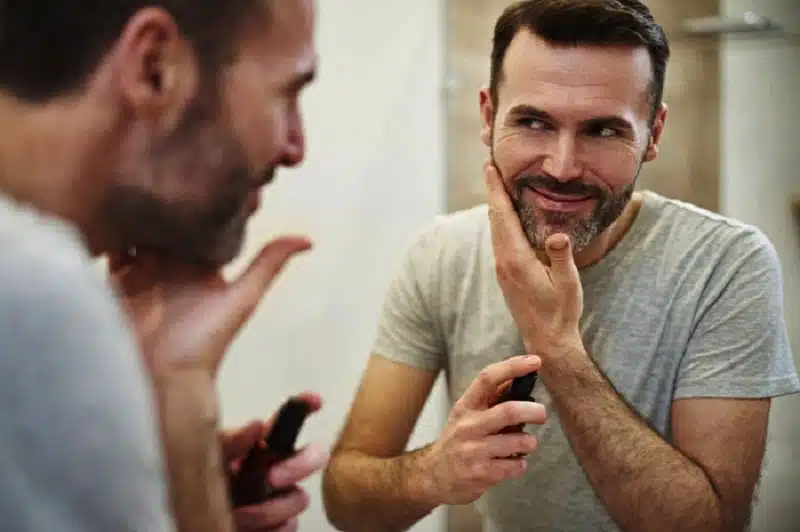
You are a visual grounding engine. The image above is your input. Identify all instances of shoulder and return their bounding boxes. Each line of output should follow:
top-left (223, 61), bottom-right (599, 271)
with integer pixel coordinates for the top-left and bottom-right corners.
top-left (641, 192), bottom-right (782, 317)
top-left (0, 195), bottom-right (153, 427)
top-left (0, 194), bottom-right (152, 414)
top-left (0, 194), bottom-right (96, 292)
top-left (0, 197), bottom-right (154, 408)
top-left (0, 195), bottom-right (122, 329)
top-left (646, 192), bottom-right (772, 249)
top-left (403, 204), bottom-right (491, 269)
top-left (643, 192), bottom-right (778, 273)
top-left (0, 197), bottom-right (174, 531)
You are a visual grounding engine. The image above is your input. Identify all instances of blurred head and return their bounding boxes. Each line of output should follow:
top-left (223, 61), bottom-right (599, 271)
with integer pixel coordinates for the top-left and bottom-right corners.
top-left (480, 0), bottom-right (670, 251)
top-left (0, 0), bottom-right (317, 266)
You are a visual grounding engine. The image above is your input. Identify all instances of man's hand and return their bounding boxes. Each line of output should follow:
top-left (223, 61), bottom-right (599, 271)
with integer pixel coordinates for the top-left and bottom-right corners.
top-left (484, 160), bottom-right (584, 358)
top-left (223, 392), bottom-right (330, 532)
top-left (107, 236), bottom-right (312, 532)
top-left (421, 355), bottom-right (546, 506)
top-left (109, 236), bottom-right (311, 379)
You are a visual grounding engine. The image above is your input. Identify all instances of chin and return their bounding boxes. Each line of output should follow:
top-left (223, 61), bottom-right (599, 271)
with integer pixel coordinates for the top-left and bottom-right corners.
top-left (527, 218), bottom-right (597, 252)
top-left (203, 225), bottom-right (249, 267)
top-left (176, 212), bottom-right (250, 268)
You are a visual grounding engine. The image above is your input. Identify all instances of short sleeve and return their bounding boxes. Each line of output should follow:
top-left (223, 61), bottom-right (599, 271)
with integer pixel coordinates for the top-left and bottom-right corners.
top-left (0, 253), bottom-right (176, 532)
top-left (674, 229), bottom-right (800, 399)
top-left (371, 227), bottom-right (446, 372)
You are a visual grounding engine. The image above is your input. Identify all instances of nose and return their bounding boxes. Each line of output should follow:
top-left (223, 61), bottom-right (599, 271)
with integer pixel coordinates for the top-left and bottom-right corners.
top-left (541, 132), bottom-right (583, 181)
top-left (281, 108), bottom-right (306, 168)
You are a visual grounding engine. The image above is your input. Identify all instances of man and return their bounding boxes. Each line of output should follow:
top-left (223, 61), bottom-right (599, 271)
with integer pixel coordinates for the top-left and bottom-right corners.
top-left (322, 1), bottom-right (800, 531)
top-left (0, 1), bottom-right (325, 531)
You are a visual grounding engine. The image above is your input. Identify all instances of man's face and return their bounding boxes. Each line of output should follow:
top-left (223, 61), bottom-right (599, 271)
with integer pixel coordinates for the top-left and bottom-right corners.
top-left (480, 31), bottom-right (666, 251)
top-left (105, 0), bottom-right (317, 266)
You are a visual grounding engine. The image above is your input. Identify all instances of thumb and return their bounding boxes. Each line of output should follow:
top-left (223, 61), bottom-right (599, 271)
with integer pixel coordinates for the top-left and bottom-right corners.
top-left (545, 233), bottom-right (579, 289)
top-left (227, 235), bottom-right (312, 329)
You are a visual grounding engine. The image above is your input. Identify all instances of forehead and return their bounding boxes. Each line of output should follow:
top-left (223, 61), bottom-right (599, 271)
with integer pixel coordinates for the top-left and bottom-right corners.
top-left (499, 30), bottom-right (652, 119)
top-left (237, 0), bottom-right (317, 76)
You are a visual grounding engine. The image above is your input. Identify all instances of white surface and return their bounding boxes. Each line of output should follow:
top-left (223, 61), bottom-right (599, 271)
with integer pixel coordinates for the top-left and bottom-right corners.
top-left (218, 1), bottom-right (447, 530)
top-left (720, 0), bottom-right (800, 529)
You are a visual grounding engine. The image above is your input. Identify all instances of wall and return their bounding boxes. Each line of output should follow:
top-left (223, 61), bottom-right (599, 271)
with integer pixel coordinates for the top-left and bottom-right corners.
top-left (218, 1), bottom-right (447, 530)
top-left (720, 0), bottom-right (800, 529)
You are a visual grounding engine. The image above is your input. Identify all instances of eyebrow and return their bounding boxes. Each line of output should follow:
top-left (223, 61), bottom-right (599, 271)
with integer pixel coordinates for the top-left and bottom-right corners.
top-left (507, 104), bottom-right (635, 132)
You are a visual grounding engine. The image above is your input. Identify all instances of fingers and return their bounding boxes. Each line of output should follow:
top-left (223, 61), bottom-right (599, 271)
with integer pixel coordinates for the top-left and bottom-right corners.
top-left (457, 400), bottom-right (546, 439)
top-left (272, 518), bottom-right (299, 532)
top-left (486, 456), bottom-right (528, 483)
top-left (290, 391), bottom-right (323, 414)
top-left (228, 236), bottom-right (312, 328)
top-left (481, 431), bottom-right (540, 459)
top-left (221, 420), bottom-right (269, 464)
top-left (490, 380), bottom-right (513, 407)
top-left (463, 454), bottom-right (528, 485)
top-left (482, 401), bottom-right (547, 436)
top-left (232, 488), bottom-right (308, 531)
top-left (268, 443), bottom-right (330, 488)
top-left (458, 355), bottom-right (541, 410)
top-left (544, 234), bottom-right (580, 298)
top-left (262, 391), bottom-right (323, 437)
top-left (484, 159), bottom-right (530, 257)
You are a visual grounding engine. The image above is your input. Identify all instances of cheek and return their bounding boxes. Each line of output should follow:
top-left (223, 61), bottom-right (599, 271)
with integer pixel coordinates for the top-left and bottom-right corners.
top-left (493, 130), bottom-right (643, 191)
top-left (228, 101), bottom-right (277, 172)
top-left (584, 144), bottom-right (643, 190)
top-left (492, 132), bottom-right (534, 180)
top-left (223, 76), bottom-right (286, 173)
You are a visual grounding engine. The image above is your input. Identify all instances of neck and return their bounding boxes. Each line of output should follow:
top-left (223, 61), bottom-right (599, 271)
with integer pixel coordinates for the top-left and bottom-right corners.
top-left (534, 191), bottom-right (644, 269)
top-left (0, 92), bottom-right (114, 255)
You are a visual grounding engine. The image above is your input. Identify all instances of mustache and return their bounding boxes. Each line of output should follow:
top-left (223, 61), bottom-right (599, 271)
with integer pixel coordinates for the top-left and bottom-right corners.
top-left (514, 174), bottom-right (604, 197)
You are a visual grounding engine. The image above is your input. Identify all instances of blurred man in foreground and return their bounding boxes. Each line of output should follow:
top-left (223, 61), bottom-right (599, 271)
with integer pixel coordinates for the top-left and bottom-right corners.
top-left (0, 1), bottom-right (325, 531)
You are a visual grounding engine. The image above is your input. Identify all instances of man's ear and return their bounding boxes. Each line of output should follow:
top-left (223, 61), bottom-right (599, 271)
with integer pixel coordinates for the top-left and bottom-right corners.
top-left (113, 7), bottom-right (200, 131)
top-left (644, 102), bottom-right (668, 162)
top-left (479, 87), bottom-right (495, 148)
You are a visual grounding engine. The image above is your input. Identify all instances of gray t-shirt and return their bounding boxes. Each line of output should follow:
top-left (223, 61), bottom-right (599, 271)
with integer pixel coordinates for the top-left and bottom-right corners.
top-left (372, 191), bottom-right (800, 532)
top-left (0, 194), bottom-right (175, 531)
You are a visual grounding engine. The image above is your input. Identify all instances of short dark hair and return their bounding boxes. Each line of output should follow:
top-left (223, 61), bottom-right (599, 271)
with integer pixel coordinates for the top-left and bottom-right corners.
top-left (490, 0), bottom-right (670, 122)
top-left (0, 0), bottom-right (264, 103)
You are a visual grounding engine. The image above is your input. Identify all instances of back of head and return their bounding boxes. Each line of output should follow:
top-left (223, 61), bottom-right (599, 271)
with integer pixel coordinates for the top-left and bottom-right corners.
top-left (490, 0), bottom-right (670, 121)
top-left (0, 0), bottom-right (318, 267)
top-left (0, 0), bottom-right (260, 102)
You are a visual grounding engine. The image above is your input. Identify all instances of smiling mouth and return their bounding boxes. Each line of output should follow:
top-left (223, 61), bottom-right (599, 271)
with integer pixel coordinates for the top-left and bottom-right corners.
top-left (531, 187), bottom-right (595, 202)
top-left (525, 187), bottom-right (597, 213)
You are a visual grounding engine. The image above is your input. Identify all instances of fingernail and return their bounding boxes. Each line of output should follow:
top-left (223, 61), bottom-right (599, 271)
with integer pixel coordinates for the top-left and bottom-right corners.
top-left (525, 355), bottom-right (540, 364)
top-left (548, 237), bottom-right (568, 251)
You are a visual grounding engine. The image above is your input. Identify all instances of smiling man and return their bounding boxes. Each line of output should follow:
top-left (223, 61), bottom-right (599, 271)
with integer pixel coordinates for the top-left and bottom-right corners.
top-left (322, 1), bottom-right (800, 531)
top-left (0, 1), bottom-right (324, 532)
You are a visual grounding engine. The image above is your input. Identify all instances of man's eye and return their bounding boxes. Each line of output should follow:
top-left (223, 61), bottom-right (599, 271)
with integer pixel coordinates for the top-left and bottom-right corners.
top-left (519, 118), bottom-right (548, 130)
top-left (587, 126), bottom-right (619, 138)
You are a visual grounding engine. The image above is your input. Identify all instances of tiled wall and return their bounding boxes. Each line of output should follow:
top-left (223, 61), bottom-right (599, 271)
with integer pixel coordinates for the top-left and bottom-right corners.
top-left (443, 1), bottom-right (720, 530)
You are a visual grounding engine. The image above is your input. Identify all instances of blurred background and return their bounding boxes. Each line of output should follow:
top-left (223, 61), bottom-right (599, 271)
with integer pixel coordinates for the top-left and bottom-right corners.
top-left (218, 0), bottom-right (799, 530)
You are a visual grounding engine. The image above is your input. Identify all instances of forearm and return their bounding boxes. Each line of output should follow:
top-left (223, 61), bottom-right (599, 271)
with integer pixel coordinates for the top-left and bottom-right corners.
top-left (154, 370), bottom-right (234, 532)
top-left (322, 446), bottom-right (438, 532)
top-left (542, 348), bottom-right (724, 532)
